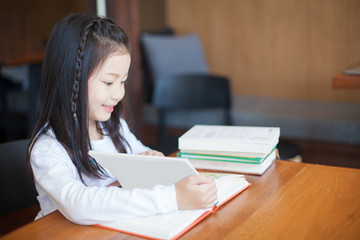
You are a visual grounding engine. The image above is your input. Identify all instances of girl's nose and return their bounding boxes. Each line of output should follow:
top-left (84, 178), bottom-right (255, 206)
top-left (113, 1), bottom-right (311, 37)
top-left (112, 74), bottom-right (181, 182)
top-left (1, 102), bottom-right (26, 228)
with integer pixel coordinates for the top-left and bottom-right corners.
top-left (112, 85), bottom-right (125, 101)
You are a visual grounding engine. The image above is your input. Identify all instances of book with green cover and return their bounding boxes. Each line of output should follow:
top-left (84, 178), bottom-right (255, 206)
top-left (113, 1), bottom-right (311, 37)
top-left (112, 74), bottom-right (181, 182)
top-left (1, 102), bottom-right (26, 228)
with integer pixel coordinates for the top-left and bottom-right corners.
top-left (186, 149), bottom-right (277, 175)
top-left (178, 149), bottom-right (270, 159)
top-left (178, 125), bottom-right (280, 155)
top-left (177, 147), bottom-right (277, 164)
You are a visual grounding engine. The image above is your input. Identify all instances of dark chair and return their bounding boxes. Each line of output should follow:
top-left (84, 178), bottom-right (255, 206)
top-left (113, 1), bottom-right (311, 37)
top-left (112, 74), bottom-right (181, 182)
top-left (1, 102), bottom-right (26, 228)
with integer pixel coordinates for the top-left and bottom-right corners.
top-left (0, 139), bottom-right (39, 235)
top-left (277, 140), bottom-right (302, 162)
top-left (0, 74), bottom-right (27, 141)
top-left (152, 74), bottom-right (232, 154)
top-left (0, 63), bottom-right (42, 141)
top-left (141, 30), bottom-right (233, 154)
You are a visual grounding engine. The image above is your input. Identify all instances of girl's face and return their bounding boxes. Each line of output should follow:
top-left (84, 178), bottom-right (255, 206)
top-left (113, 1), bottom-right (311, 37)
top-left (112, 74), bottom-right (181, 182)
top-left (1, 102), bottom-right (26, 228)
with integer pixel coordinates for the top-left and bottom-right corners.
top-left (88, 52), bottom-right (131, 130)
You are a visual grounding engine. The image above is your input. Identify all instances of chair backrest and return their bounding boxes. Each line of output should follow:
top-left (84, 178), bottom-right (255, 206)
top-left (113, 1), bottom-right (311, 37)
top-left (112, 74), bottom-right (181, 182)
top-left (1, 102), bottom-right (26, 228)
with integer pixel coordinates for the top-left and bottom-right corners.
top-left (142, 31), bottom-right (232, 144)
top-left (153, 74), bottom-right (231, 110)
top-left (141, 33), bottom-right (209, 82)
top-left (152, 74), bottom-right (232, 140)
top-left (0, 139), bottom-right (38, 216)
top-left (140, 27), bottom-right (175, 103)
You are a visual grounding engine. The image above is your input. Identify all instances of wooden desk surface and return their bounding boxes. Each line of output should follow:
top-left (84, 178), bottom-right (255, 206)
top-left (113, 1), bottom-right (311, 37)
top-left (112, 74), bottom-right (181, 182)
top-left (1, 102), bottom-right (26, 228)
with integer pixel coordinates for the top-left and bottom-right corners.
top-left (1, 160), bottom-right (360, 240)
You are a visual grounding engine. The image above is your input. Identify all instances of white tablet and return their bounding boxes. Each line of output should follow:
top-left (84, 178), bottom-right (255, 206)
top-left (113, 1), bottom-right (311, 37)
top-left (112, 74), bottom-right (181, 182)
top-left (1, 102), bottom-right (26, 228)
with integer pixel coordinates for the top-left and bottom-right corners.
top-left (88, 151), bottom-right (198, 189)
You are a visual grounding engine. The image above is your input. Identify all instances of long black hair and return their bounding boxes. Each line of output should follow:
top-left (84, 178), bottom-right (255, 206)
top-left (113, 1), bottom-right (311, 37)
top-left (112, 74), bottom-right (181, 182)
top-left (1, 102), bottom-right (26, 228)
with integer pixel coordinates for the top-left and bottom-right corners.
top-left (26, 13), bottom-right (131, 182)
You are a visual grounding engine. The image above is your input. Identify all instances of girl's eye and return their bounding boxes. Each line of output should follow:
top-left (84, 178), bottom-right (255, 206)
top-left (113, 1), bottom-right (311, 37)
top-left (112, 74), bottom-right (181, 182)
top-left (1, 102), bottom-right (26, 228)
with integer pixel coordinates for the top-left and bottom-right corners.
top-left (104, 81), bottom-right (113, 86)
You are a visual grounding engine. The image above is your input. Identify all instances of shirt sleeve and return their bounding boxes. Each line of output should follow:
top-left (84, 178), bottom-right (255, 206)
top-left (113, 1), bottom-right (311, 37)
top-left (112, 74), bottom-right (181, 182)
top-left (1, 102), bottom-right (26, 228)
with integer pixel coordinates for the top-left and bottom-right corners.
top-left (31, 134), bottom-right (178, 225)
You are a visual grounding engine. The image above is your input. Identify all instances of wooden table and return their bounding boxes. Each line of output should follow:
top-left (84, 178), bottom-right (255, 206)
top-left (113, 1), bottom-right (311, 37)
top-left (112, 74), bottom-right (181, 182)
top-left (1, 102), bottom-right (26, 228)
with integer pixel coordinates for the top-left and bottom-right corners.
top-left (1, 160), bottom-right (360, 240)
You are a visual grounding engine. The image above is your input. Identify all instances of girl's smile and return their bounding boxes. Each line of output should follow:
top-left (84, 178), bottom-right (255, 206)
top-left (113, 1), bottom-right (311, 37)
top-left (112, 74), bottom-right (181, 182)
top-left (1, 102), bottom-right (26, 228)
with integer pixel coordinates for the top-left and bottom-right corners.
top-left (102, 104), bottom-right (115, 113)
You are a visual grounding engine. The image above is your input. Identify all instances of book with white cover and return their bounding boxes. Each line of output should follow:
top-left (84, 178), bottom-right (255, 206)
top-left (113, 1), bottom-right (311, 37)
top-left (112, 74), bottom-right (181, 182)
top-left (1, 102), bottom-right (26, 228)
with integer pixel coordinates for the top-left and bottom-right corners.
top-left (344, 65), bottom-right (360, 76)
top-left (178, 125), bottom-right (280, 155)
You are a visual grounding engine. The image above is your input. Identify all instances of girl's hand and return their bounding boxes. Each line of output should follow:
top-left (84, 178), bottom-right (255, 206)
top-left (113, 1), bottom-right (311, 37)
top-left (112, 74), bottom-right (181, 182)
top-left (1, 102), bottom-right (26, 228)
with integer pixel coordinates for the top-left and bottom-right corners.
top-left (175, 175), bottom-right (218, 210)
top-left (139, 150), bottom-right (164, 157)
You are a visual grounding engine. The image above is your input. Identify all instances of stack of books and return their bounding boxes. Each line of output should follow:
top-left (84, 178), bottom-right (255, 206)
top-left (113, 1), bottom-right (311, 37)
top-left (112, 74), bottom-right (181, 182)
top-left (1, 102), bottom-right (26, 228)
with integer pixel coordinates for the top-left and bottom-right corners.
top-left (178, 125), bottom-right (280, 175)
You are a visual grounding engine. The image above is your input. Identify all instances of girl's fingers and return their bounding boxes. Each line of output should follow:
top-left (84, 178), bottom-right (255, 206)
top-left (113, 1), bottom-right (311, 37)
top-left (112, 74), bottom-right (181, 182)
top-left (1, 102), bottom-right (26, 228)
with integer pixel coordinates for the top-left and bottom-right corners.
top-left (139, 150), bottom-right (164, 156)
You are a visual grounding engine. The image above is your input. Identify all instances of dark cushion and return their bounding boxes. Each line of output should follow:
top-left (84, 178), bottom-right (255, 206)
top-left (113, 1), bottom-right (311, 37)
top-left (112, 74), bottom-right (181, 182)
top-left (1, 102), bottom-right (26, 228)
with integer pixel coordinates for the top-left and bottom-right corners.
top-left (141, 33), bottom-right (209, 81)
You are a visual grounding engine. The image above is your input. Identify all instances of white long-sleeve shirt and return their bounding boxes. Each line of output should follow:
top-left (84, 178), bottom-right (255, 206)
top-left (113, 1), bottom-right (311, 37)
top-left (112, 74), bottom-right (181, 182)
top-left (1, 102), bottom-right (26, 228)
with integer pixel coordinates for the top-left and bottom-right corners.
top-left (30, 119), bottom-right (178, 225)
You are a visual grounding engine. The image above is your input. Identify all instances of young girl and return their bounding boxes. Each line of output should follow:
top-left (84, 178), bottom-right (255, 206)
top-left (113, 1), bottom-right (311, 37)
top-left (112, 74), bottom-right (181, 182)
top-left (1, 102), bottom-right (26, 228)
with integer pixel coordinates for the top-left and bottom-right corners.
top-left (26, 13), bottom-right (217, 225)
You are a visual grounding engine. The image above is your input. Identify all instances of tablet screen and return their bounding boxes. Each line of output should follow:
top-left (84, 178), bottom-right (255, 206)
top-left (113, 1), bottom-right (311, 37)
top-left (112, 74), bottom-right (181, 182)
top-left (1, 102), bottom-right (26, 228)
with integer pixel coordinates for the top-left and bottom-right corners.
top-left (89, 151), bottom-right (198, 189)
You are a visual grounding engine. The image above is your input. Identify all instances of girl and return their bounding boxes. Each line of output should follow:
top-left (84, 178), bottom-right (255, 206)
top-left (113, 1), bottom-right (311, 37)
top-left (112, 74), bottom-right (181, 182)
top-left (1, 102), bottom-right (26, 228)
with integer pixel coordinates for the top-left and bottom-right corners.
top-left (26, 13), bottom-right (217, 225)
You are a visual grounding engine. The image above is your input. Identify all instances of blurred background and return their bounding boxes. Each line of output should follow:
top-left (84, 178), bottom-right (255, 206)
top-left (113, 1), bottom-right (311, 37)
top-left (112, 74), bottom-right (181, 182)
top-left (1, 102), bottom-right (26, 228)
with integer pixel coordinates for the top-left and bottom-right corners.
top-left (1, 0), bottom-right (360, 168)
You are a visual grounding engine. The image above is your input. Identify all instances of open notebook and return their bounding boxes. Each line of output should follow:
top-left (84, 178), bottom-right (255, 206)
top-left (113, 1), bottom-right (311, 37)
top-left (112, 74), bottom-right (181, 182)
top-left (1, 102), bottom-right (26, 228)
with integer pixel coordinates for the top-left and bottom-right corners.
top-left (89, 150), bottom-right (250, 240)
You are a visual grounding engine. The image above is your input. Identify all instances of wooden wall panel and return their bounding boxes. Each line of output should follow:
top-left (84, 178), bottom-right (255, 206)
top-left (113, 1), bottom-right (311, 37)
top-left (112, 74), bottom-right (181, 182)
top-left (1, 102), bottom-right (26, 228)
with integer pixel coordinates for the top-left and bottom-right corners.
top-left (165, 0), bottom-right (360, 102)
top-left (1, 0), bottom-right (143, 135)
top-left (138, 0), bottom-right (166, 32)
top-left (0, 0), bottom-right (86, 64)
top-left (107, 0), bottom-right (143, 136)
